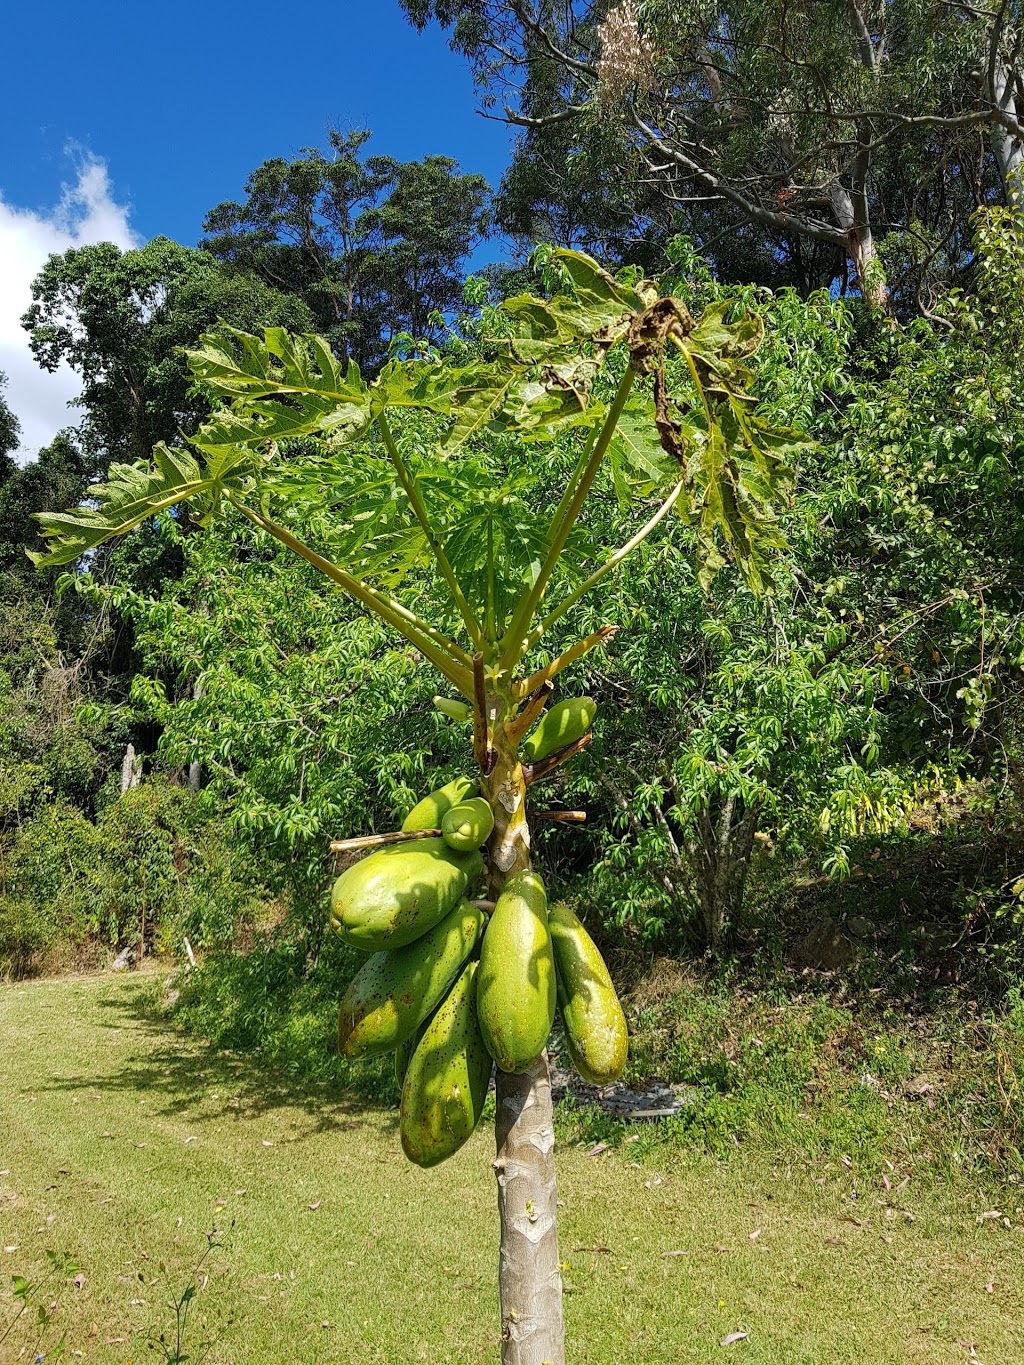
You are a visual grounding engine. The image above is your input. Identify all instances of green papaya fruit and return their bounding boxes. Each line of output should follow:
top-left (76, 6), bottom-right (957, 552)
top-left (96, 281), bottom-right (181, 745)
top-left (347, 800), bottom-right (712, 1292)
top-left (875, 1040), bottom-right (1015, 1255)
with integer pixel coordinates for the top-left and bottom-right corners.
top-left (521, 696), bottom-right (597, 763)
top-left (441, 797), bottom-right (495, 853)
top-left (394, 1032), bottom-right (416, 1090)
top-left (338, 899), bottom-right (485, 1058)
top-left (549, 902), bottom-right (628, 1085)
top-left (400, 960), bottom-right (492, 1168)
top-left (432, 696), bottom-right (473, 723)
top-left (476, 870), bottom-right (556, 1074)
top-left (402, 776), bottom-right (477, 832)
top-left (330, 838), bottom-right (483, 951)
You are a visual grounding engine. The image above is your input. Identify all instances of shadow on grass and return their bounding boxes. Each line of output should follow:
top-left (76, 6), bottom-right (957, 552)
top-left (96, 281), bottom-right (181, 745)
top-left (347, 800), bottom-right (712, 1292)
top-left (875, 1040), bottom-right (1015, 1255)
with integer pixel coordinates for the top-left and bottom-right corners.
top-left (36, 974), bottom-right (400, 1142)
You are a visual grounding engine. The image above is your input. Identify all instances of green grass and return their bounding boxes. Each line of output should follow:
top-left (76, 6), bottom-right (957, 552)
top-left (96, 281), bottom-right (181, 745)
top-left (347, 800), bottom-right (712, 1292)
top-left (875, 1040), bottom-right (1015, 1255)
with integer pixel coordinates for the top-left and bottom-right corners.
top-left (2, 974), bottom-right (1024, 1364)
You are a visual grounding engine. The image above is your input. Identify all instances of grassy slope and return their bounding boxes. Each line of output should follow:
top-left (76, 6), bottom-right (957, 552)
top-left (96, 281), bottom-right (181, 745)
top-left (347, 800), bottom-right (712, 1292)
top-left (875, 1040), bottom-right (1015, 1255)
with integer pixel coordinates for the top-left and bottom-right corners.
top-left (1, 974), bottom-right (1022, 1365)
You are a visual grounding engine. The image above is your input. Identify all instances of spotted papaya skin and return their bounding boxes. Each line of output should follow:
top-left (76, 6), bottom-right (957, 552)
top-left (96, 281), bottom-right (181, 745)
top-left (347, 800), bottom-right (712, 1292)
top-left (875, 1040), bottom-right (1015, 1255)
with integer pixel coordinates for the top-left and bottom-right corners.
top-left (476, 870), bottom-right (556, 1074)
top-left (400, 960), bottom-right (492, 1168)
top-left (338, 899), bottom-right (485, 1058)
top-left (330, 838), bottom-right (483, 950)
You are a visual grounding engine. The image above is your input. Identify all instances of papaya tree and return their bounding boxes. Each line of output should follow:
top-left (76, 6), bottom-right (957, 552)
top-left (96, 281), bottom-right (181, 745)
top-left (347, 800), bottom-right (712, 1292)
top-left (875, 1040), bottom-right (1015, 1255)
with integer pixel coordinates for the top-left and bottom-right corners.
top-left (31, 250), bottom-right (801, 1365)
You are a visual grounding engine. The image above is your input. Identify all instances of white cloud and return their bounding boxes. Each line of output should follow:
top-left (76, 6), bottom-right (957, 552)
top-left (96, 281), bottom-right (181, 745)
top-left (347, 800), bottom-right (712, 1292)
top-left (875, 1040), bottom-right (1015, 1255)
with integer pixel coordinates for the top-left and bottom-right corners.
top-left (0, 151), bottom-right (139, 464)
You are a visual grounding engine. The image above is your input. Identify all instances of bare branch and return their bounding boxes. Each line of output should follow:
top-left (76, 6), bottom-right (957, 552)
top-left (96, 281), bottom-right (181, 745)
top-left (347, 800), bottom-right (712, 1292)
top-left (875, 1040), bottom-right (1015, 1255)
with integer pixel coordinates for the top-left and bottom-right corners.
top-left (330, 828), bottom-right (440, 853)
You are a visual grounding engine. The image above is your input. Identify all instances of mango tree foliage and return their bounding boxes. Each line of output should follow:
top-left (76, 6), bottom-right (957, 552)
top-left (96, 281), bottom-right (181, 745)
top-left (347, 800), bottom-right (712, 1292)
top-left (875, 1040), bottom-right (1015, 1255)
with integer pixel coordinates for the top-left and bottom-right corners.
top-left (547, 214), bottom-right (1024, 951)
top-left (89, 520), bottom-right (476, 916)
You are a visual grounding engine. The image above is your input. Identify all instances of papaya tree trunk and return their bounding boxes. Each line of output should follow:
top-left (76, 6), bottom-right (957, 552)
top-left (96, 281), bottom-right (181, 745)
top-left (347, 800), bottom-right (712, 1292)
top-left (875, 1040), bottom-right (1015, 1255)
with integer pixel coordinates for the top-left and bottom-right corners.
top-left (483, 698), bottom-right (565, 1365)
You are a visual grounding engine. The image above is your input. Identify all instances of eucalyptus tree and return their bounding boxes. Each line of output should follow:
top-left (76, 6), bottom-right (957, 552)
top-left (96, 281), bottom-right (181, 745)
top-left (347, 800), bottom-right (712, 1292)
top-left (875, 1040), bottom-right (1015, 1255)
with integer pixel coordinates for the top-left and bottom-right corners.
top-left (202, 128), bottom-right (491, 368)
top-left (401, 0), bottom-right (1024, 309)
top-left (32, 250), bottom-right (800, 1362)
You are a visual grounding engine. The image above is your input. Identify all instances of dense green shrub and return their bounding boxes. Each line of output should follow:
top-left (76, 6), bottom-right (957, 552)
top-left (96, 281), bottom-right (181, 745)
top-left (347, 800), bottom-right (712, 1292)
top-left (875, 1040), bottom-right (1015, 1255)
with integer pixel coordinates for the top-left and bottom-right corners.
top-left (0, 778), bottom-right (275, 978)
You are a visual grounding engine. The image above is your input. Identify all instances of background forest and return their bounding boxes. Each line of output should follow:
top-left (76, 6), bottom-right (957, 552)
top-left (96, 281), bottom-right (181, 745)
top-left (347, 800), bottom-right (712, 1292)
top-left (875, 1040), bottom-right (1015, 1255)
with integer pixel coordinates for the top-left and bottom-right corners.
top-left (4, 0), bottom-right (1024, 1182)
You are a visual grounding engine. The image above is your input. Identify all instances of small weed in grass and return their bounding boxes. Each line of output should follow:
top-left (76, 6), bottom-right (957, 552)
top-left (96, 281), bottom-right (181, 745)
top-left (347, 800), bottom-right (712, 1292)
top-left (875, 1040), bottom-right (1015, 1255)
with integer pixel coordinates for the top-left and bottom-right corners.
top-left (137, 1225), bottom-right (233, 1365)
top-left (0, 1249), bottom-right (79, 1362)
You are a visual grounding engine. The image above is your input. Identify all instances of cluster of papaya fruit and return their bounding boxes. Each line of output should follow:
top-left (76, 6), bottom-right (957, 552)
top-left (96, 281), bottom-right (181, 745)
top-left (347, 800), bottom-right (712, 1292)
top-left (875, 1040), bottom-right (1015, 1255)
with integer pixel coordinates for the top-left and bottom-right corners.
top-left (329, 697), bottom-right (627, 1169)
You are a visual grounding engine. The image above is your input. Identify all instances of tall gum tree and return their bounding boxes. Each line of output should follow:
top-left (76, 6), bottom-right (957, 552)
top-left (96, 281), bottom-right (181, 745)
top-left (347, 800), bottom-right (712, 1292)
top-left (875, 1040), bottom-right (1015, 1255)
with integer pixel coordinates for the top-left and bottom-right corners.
top-left (401, 0), bottom-right (1024, 311)
top-left (31, 250), bottom-right (803, 1364)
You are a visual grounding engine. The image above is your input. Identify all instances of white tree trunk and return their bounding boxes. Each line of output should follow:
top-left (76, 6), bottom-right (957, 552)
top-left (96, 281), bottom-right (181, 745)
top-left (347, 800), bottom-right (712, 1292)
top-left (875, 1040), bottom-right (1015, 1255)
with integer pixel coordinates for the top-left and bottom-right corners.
top-left (494, 1058), bottom-right (564, 1365)
top-left (991, 50), bottom-right (1024, 199)
top-left (483, 706), bottom-right (565, 1365)
top-left (120, 743), bottom-right (142, 794)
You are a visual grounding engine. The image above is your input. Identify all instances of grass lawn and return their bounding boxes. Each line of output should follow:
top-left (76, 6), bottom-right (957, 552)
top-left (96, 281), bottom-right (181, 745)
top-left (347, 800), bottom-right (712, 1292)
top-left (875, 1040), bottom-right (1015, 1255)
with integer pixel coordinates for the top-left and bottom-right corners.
top-left (1, 972), bottom-right (1022, 1364)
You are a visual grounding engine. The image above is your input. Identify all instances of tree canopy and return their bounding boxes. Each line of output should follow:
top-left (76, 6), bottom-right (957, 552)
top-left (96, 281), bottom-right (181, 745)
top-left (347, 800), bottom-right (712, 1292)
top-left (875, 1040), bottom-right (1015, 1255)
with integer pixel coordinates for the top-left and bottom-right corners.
top-left (202, 128), bottom-right (491, 368)
top-left (401, 0), bottom-right (1024, 310)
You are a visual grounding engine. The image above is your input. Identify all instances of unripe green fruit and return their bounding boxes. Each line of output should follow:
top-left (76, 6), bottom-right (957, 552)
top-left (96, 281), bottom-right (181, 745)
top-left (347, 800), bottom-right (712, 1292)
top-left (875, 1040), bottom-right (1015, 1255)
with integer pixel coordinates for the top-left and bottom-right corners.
top-left (395, 1033), bottom-right (415, 1089)
top-left (441, 797), bottom-right (495, 852)
top-left (521, 697), bottom-right (597, 763)
top-left (549, 902), bottom-right (628, 1085)
top-left (477, 870), bottom-right (556, 1074)
top-left (330, 838), bottom-right (483, 950)
top-left (337, 899), bottom-right (485, 1058)
top-left (401, 960), bottom-right (492, 1168)
top-left (402, 776), bottom-right (477, 832)
top-left (433, 696), bottom-right (473, 722)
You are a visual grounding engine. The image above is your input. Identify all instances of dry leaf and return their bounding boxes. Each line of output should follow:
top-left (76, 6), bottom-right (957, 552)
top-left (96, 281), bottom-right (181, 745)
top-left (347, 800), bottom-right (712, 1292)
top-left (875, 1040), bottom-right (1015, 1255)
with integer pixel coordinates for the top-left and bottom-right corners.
top-left (749, 1229), bottom-right (761, 1241)
top-left (720, 1331), bottom-right (749, 1346)
top-left (976, 1210), bottom-right (1002, 1223)
top-left (586, 1143), bottom-right (608, 1157)
top-left (661, 1249), bottom-right (689, 1257)
top-left (308, 1200), bottom-right (322, 1211)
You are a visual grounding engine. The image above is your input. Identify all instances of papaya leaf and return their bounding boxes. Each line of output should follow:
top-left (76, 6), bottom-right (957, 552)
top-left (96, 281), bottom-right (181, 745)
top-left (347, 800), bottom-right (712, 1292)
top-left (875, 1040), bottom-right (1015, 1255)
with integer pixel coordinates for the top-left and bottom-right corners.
top-left (678, 398), bottom-right (804, 593)
top-left (481, 249), bottom-right (650, 368)
top-left (29, 443), bottom-right (250, 567)
top-left (188, 325), bottom-right (366, 404)
top-left (608, 402), bottom-right (680, 502)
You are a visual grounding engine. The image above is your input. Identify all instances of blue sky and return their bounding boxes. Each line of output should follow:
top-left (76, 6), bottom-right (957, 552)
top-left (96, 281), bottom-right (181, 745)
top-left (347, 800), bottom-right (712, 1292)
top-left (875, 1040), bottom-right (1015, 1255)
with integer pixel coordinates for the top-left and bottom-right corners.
top-left (1, 2), bottom-right (513, 459)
